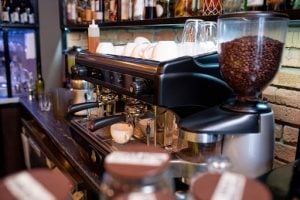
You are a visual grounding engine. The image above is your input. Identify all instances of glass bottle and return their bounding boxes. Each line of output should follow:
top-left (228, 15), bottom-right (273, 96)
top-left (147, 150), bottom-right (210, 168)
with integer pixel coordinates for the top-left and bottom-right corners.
top-left (19, 0), bottom-right (28, 24)
top-left (94, 0), bottom-right (104, 23)
top-left (121, 0), bottom-right (130, 21)
top-left (202, 0), bottom-right (223, 15)
top-left (245, 0), bottom-right (267, 10)
top-left (85, 0), bottom-right (92, 23)
top-left (222, 0), bottom-right (243, 13)
top-left (144, 0), bottom-right (157, 19)
top-left (175, 0), bottom-right (193, 17)
top-left (67, 0), bottom-right (77, 24)
top-left (104, 0), bottom-right (118, 22)
top-left (266, 0), bottom-right (285, 10)
top-left (156, 0), bottom-right (175, 18)
top-left (36, 73), bottom-right (45, 98)
top-left (2, 0), bottom-right (11, 23)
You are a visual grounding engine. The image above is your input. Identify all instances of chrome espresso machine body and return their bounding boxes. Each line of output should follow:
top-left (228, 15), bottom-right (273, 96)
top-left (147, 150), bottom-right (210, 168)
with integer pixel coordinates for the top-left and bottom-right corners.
top-left (69, 51), bottom-right (233, 175)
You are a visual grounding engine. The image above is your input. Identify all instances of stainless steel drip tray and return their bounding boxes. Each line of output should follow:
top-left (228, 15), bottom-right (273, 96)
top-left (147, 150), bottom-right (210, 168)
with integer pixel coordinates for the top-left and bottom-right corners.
top-left (70, 118), bottom-right (146, 155)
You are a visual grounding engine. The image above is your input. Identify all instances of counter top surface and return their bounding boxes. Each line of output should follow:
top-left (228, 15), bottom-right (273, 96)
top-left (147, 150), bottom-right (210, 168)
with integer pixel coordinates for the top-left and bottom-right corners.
top-left (19, 96), bottom-right (102, 192)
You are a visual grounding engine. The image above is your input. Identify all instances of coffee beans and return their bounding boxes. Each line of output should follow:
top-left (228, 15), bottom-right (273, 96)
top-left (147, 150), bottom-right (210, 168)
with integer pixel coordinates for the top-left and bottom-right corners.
top-left (220, 36), bottom-right (284, 100)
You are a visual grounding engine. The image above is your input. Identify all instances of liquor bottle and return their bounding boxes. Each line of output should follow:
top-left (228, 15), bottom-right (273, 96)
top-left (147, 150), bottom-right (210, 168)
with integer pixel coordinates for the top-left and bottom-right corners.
top-left (27, 1), bottom-right (35, 24)
top-left (19, 0), bottom-right (28, 24)
top-left (35, 73), bottom-right (45, 98)
top-left (246, 0), bottom-right (266, 10)
top-left (67, 0), bottom-right (77, 24)
top-left (9, 0), bottom-right (16, 23)
top-left (2, 0), bottom-right (11, 23)
top-left (202, 0), bottom-right (222, 15)
top-left (266, 0), bottom-right (285, 10)
top-left (175, 0), bottom-right (193, 17)
top-left (91, 0), bottom-right (96, 19)
top-left (85, 0), bottom-right (92, 24)
top-left (104, 0), bottom-right (117, 22)
top-left (94, 0), bottom-right (104, 23)
top-left (13, 2), bottom-right (21, 23)
top-left (144, 0), bottom-right (157, 19)
top-left (121, 0), bottom-right (130, 21)
top-left (133, 0), bottom-right (144, 20)
top-left (157, 0), bottom-right (175, 18)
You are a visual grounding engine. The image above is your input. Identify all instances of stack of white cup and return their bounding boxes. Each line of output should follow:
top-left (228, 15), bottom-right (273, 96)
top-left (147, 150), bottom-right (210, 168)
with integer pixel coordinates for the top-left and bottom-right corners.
top-left (95, 36), bottom-right (179, 62)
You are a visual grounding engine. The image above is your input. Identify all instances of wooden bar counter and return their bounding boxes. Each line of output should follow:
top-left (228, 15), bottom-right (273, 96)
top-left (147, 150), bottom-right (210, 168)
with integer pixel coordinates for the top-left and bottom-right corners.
top-left (19, 96), bottom-right (102, 198)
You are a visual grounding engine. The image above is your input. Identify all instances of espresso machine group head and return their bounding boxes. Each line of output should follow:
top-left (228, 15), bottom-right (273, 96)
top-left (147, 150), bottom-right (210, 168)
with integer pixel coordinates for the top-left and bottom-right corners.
top-left (180, 12), bottom-right (289, 178)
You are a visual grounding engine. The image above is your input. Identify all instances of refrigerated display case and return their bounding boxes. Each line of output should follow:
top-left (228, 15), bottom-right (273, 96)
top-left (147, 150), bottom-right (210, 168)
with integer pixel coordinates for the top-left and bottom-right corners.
top-left (0, 0), bottom-right (40, 98)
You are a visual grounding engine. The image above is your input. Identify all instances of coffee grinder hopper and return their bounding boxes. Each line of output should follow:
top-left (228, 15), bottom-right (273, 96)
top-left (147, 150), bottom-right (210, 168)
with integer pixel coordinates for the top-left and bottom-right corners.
top-left (179, 12), bottom-right (289, 178)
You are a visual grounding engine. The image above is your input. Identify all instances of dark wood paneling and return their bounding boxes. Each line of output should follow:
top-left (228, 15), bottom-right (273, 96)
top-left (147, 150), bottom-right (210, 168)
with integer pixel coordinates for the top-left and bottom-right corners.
top-left (0, 103), bottom-right (25, 177)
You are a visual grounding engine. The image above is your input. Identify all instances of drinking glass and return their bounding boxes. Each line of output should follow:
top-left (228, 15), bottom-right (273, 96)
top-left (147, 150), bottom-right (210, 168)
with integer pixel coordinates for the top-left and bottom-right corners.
top-left (181, 19), bottom-right (217, 56)
top-left (198, 21), bottom-right (218, 54)
top-left (180, 19), bottom-right (203, 56)
top-left (38, 93), bottom-right (52, 112)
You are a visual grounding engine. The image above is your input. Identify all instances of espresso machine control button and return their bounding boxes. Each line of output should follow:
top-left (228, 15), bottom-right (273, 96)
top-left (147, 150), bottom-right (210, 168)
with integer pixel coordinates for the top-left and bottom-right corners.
top-left (130, 80), bottom-right (147, 95)
top-left (72, 65), bottom-right (87, 77)
top-left (116, 74), bottom-right (123, 84)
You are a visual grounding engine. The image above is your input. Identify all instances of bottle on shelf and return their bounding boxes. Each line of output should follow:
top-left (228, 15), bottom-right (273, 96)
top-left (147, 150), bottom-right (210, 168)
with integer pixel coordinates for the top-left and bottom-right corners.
top-left (28, 1), bottom-right (35, 24)
top-left (133, 0), bottom-right (145, 20)
top-left (88, 19), bottom-right (100, 53)
top-left (104, 0), bottom-right (118, 22)
top-left (144, 0), bottom-right (157, 19)
top-left (156, 0), bottom-right (175, 18)
top-left (94, 0), bottom-right (104, 23)
top-left (67, 0), bottom-right (77, 24)
top-left (2, 0), bottom-right (11, 23)
top-left (19, 0), bottom-right (28, 24)
top-left (121, 0), bottom-right (131, 21)
top-left (202, 0), bottom-right (223, 15)
top-left (266, 0), bottom-right (286, 10)
top-left (175, 0), bottom-right (193, 17)
top-left (245, 0), bottom-right (267, 10)
top-left (85, 0), bottom-right (93, 24)
top-left (13, 2), bottom-right (21, 23)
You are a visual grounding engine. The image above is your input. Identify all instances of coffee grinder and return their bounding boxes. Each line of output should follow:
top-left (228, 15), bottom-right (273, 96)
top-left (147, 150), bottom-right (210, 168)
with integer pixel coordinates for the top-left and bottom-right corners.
top-left (179, 12), bottom-right (289, 178)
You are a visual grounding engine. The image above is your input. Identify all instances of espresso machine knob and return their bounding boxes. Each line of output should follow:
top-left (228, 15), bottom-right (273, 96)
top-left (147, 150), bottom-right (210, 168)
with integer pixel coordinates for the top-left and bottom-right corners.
top-left (71, 65), bottom-right (88, 77)
top-left (130, 79), bottom-right (147, 95)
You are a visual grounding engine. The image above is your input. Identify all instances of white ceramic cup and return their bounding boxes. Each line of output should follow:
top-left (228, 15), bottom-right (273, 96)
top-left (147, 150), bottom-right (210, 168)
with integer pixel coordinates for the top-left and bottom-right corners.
top-left (131, 43), bottom-right (150, 58)
top-left (151, 41), bottom-right (178, 61)
top-left (134, 36), bottom-right (150, 44)
top-left (110, 123), bottom-right (134, 144)
top-left (123, 42), bottom-right (138, 57)
top-left (96, 42), bottom-right (115, 54)
top-left (114, 45), bottom-right (125, 55)
top-left (142, 43), bottom-right (157, 59)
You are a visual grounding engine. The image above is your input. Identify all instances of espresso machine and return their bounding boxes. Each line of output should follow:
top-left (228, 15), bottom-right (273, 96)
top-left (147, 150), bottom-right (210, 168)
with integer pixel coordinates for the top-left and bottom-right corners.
top-left (68, 50), bottom-right (233, 177)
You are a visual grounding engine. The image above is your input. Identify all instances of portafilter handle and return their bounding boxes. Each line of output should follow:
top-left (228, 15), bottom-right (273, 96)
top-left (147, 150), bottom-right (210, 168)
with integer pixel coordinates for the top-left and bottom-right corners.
top-left (88, 114), bottom-right (127, 132)
top-left (67, 102), bottom-right (99, 116)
